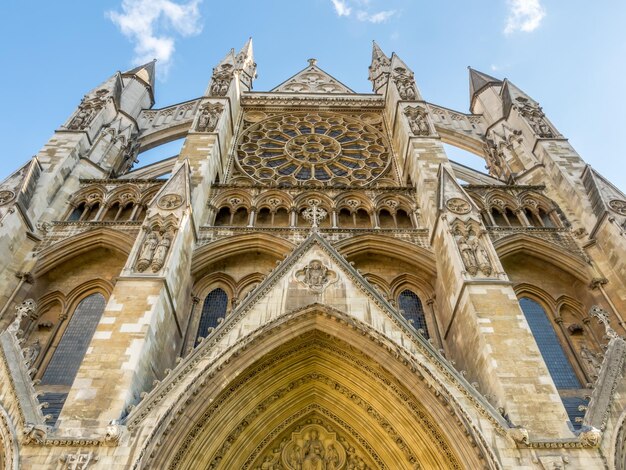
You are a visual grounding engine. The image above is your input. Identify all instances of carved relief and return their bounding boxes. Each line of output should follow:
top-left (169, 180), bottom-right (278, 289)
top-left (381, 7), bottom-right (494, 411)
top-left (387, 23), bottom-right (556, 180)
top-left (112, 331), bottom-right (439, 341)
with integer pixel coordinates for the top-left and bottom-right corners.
top-left (609, 200), bottom-right (626, 216)
top-left (134, 216), bottom-right (178, 273)
top-left (0, 190), bottom-right (16, 205)
top-left (404, 106), bottom-right (432, 136)
top-left (195, 103), bottom-right (224, 132)
top-left (392, 67), bottom-right (417, 100)
top-left (7, 299), bottom-right (36, 336)
top-left (157, 194), bottom-right (184, 210)
top-left (445, 198), bottom-right (471, 215)
top-left (453, 223), bottom-right (493, 276)
top-left (210, 64), bottom-right (234, 96)
top-left (59, 450), bottom-right (98, 469)
top-left (67, 89), bottom-right (108, 130)
top-left (295, 260), bottom-right (337, 292)
top-left (301, 201), bottom-right (328, 228)
top-left (515, 97), bottom-right (555, 138)
top-left (590, 305), bottom-right (619, 340)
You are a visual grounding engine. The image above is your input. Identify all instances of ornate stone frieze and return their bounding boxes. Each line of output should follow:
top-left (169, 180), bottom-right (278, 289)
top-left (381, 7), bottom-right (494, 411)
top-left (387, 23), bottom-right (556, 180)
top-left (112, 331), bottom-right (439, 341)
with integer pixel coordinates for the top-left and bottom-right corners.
top-left (157, 194), bottom-right (184, 210)
top-left (609, 199), bottom-right (626, 216)
top-left (241, 94), bottom-right (385, 109)
top-left (0, 190), bottom-right (16, 206)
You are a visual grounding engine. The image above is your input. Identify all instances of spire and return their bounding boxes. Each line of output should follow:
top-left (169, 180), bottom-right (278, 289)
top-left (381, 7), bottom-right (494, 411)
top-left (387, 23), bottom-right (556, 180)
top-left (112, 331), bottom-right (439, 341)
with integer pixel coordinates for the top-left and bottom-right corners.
top-left (235, 37), bottom-right (256, 90)
top-left (368, 41), bottom-right (391, 93)
top-left (124, 59), bottom-right (156, 90)
top-left (389, 52), bottom-right (421, 100)
top-left (501, 79), bottom-right (540, 117)
top-left (468, 67), bottom-right (502, 104)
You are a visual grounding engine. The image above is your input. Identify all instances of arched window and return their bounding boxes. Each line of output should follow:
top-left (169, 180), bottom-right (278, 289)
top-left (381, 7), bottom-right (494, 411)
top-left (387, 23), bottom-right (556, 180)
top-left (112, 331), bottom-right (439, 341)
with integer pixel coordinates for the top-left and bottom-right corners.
top-left (398, 290), bottom-right (429, 339)
top-left (195, 288), bottom-right (228, 345)
top-left (519, 297), bottom-right (586, 428)
top-left (39, 293), bottom-right (106, 424)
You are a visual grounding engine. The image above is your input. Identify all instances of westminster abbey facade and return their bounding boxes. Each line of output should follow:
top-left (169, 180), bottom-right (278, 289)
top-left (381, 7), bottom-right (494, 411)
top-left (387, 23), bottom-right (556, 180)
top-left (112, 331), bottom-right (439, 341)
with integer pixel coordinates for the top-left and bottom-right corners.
top-left (1, 39), bottom-right (626, 469)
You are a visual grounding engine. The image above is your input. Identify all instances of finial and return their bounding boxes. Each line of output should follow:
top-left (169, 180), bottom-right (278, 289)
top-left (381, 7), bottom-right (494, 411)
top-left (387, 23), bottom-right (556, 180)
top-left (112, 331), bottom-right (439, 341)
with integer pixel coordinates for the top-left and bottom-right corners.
top-left (307, 58), bottom-right (317, 66)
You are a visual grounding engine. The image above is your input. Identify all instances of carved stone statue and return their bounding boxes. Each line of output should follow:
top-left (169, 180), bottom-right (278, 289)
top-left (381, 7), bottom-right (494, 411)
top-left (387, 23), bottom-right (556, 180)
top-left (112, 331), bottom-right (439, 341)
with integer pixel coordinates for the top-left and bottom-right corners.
top-left (135, 231), bottom-right (158, 272)
top-left (210, 67), bottom-right (233, 96)
top-left (469, 233), bottom-right (493, 276)
top-left (22, 339), bottom-right (40, 369)
top-left (196, 104), bottom-right (224, 132)
top-left (455, 226), bottom-right (493, 276)
top-left (151, 231), bottom-right (172, 272)
top-left (302, 429), bottom-right (325, 470)
top-left (325, 444), bottom-right (340, 470)
top-left (580, 344), bottom-right (603, 378)
top-left (404, 106), bottom-right (431, 136)
top-left (457, 235), bottom-right (478, 275)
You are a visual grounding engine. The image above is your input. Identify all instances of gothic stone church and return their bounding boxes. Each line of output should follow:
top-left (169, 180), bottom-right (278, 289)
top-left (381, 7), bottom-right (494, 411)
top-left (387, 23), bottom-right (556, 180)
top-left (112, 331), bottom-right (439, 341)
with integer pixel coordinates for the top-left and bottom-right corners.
top-left (1, 39), bottom-right (626, 470)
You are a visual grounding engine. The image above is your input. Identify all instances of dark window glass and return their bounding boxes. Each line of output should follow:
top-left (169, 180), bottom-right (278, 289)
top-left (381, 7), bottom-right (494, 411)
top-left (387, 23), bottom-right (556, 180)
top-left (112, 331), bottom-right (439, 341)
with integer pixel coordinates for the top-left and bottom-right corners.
top-left (561, 396), bottom-right (588, 430)
top-left (398, 290), bottom-right (429, 339)
top-left (41, 293), bottom-right (106, 386)
top-left (519, 298), bottom-right (580, 389)
top-left (39, 392), bottom-right (68, 426)
top-left (195, 289), bottom-right (228, 345)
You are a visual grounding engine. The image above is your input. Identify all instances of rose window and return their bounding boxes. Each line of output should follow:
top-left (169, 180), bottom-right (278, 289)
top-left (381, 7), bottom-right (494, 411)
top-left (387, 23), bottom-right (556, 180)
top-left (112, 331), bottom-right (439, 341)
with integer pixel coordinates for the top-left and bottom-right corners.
top-left (236, 112), bottom-right (390, 186)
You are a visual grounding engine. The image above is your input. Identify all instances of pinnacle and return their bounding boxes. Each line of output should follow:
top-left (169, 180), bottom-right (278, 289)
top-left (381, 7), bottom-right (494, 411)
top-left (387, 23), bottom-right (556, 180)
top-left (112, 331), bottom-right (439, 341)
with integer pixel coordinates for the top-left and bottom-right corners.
top-left (468, 67), bottom-right (502, 102)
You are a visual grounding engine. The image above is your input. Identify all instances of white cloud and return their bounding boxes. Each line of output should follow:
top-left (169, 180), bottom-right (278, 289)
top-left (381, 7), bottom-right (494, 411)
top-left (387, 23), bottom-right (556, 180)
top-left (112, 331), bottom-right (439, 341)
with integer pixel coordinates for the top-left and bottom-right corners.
top-left (356, 9), bottom-right (396, 23)
top-left (331, 0), bottom-right (351, 17)
top-left (108, 0), bottom-right (203, 74)
top-left (504, 0), bottom-right (546, 34)
top-left (330, 0), bottom-right (395, 23)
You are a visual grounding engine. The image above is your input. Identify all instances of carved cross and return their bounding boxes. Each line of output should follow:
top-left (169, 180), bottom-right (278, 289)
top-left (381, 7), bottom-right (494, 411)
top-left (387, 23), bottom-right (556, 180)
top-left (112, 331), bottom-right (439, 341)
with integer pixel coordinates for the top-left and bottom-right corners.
top-left (590, 305), bottom-right (619, 340)
top-left (301, 200), bottom-right (327, 229)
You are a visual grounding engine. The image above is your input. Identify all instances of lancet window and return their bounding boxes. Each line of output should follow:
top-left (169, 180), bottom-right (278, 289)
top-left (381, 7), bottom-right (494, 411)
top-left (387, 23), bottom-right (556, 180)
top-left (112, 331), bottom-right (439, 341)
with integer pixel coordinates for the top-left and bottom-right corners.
top-left (195, 288), bottom-right (228, 345)
top-left (398, 290), bottom-right (429, 339)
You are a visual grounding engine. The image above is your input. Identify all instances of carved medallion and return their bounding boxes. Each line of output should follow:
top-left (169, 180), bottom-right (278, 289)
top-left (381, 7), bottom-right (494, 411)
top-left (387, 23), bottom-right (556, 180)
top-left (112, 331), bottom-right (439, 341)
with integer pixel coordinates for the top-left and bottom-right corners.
top-left (445, 198), bottom-right (471, 215)
top-left (295, 260), bottom-right (337, 292)
top-left (609, 199), bottom-right (626, 216)
top-left (157, 194), bottom-right (184, 210)
top-left (0, 190), bottom-right (16, 205)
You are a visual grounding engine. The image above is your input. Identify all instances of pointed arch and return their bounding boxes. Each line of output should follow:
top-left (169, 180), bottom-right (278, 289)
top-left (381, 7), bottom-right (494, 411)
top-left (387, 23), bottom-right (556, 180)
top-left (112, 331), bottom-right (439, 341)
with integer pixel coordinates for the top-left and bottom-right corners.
top-left (128, 305), bottom-right (504, 470)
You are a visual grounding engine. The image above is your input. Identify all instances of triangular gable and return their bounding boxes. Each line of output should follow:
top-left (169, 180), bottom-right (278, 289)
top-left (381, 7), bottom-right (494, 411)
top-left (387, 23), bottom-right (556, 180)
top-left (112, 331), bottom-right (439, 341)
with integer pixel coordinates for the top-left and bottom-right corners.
top-left (271, 60), bottom-right (354, 94)
top-left (148, 159), bottom-right (191, 212)
top-left (0, 157), bottom-right (42, 210)
top-left (233, 231), bottom-right (404, 328)
top-left (437, 164), bottom-right (481, 213)
top-left (582, 165), bottom-right (626, 219)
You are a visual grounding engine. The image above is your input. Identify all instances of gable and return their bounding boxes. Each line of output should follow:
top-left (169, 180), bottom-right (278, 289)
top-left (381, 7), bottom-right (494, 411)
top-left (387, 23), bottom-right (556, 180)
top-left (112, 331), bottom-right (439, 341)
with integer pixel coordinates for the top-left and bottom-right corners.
top-left (271, 60), bottom-right (354, 94)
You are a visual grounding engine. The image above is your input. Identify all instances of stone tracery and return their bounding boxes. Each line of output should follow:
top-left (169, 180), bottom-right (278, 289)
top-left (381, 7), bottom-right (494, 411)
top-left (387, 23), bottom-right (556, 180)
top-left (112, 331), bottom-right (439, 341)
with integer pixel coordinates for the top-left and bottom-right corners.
top-left (236, 112), bottom-right (391, 186)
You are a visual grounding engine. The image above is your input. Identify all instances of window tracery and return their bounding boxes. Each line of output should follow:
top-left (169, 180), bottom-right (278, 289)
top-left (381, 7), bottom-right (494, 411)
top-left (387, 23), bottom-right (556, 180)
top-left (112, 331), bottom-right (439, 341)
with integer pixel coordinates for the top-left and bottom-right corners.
top-left (236, 112), bottom-right (391, 186)
top-left (195, 288), bottom-right (228, 345)
top-left (398, 290), bottom-right (429, 338)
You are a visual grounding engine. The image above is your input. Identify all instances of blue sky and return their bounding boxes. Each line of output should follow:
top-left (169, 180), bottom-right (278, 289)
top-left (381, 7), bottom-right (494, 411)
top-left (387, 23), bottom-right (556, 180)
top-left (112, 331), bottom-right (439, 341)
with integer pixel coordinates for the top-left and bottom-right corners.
top-left (1, 1), bottom-right (625, 190)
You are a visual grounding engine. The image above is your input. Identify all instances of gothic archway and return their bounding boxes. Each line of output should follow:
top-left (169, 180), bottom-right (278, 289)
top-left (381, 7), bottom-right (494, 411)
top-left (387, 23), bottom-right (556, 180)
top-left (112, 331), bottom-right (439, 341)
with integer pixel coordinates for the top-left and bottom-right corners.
top-left (130, 305), bottom-right (501, 469)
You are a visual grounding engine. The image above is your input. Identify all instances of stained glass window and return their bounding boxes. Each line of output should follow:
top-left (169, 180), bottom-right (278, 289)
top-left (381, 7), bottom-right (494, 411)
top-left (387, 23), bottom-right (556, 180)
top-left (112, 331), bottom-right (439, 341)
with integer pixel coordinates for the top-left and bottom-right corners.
top-left (195, 288), bottom-right (228, 345)
top-left (398, 290), bottom-right (429, 339)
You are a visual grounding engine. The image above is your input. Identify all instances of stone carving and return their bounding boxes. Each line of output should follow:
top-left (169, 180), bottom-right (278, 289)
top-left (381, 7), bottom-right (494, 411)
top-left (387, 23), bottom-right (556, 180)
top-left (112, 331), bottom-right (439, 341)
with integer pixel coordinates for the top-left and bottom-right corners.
top-left (445, 198), bottom-right (471, 215)
top-left (295, 260), bottom-right (337, 292)
top-left (393, 67), bottom-right (417, 100)
top-left (237, 112), bottom-right (391, 186)
top-left (276, 60), bottom-right (351, 94)
top-left (508, 426), bottom-right (529, 445)
top-left (404, 106), bottom-right (431, 136)
top-left (195, 103), bottom-right (224, 132)
top-left (135, 231), bottom-right (159, 272)
top-left (150, 230), bottom-right (173, 272)
top-left (7, 299), bottom-right (36, 336)
top-left (578, 426), bottom-right (602, 447)
top-left (59, 450), bottom-right (98, 469)
top-left (22, 339), bottom-right (40, 369)
top-left (210, 64), bottom-right (234, 96)
top-left (516, 97), bottom-right (555, 138)
top-left (281, 425), bottom-right (347, 470)
top-left (301, 200), bottom-right (328, 228)
top-left (590, 305), bottom-right (619, 340)
top-left (580, 344), bottom-right (603, 378)
top-left (453, 224), bottom-right (493, 276)
top-left (104, 421), bottom-right (123, 446)
top-left (538, 455), bottom-right (569, 470)
top-left (22, 423), bottom-right (47, 445)
top-left (609, 200), bottom-right (626, 216)
top-left (0, 190), bottom-right (16, 205)
top-left (157, 194), bottom-right (184, 210)
top-left (67, 89), bottom-right (108, 130)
